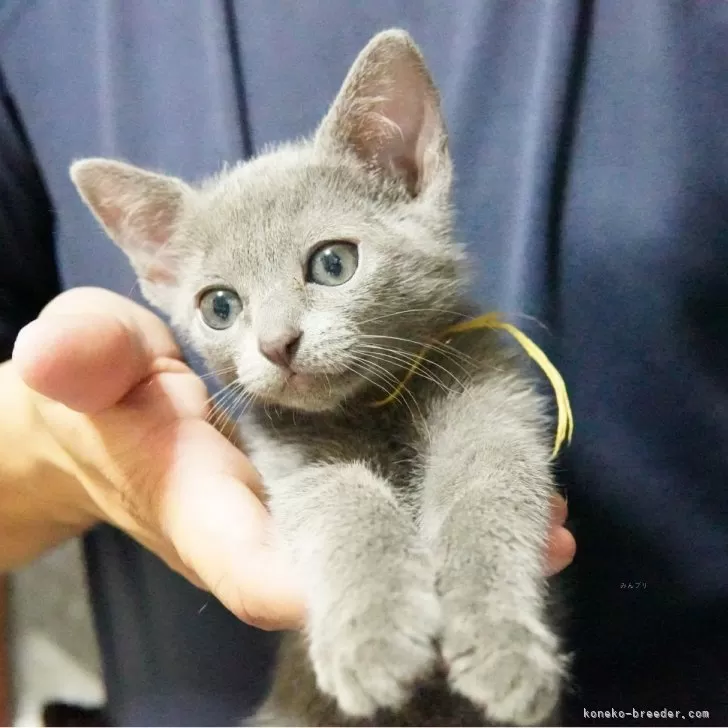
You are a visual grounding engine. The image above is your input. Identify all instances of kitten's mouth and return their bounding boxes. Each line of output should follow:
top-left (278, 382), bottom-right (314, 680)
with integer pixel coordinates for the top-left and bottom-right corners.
top-left (286, 371), bottom-right (313, 388)
top-left (257, 364), bottom-right (360, 410)
top-left (277, 368), bottom-right (354, 400)
top-left (283, 370), bottom-right (330, 394)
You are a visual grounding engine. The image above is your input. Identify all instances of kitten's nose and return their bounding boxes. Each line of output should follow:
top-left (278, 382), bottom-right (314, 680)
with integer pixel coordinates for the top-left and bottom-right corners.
top-left (258, 329), bottom-right (302, 369)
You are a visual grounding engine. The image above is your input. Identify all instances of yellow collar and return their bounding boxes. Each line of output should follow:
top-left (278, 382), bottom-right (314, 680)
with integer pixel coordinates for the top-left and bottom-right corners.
top-left (370, 312), bottom-right (574, 461)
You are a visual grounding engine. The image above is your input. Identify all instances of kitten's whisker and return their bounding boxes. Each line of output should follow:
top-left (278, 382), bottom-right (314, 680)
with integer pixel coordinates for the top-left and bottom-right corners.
top-left (348, 358), bottom-right (401, 391)
top-left (237, 391), bottom-right (258, 419)
top-left (354, 347), bottom-right (462, 398)
top-left (222, 386), bottom-right (250, 417)
top-left (359, 333), bottom-right (477, 370)
top-left (205, 389), bottom-right (238, 424)
top-left (220, 389), bottom-right (255, 433)
top-left (346, 357), bottom-right (426, 429)
top-left (203, 377), bottom-right (243, 410)
top-left (209, 387), bottom-right (238, 413)
top-left (208, 395), bottom-right (236, 433)
top-left (207, 380), bottom-right (245, 431)
top-left (198, 365), bottom-right (239, 382)
top-left (213, 392), bottom-right (247, 435)
top-left (356, 338), bottom-right (476, 396)
top-left (348, 357), bottom-right (431, 442)
top-left (357, 307), bottom-right (467, 326)
top-left (355, 346), bottom-right (446, 387)
top-left (355, 343), bottom-right (470, 395)
top-left (339, 361), bottom-right (390, 396)
top-left (226, 386), bottom-right (253, 421)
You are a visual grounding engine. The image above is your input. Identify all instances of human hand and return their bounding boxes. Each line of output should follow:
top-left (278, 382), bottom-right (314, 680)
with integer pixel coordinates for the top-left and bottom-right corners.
top-left (547, 490), bottom-right (576, 576)
top-left (11, 287), bottom-right (574, 630)
top-left (12, 287), bottom-right (303, 630)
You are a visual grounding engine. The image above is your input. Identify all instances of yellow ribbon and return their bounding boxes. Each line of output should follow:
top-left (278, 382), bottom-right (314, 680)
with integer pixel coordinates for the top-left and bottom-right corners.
top-left (370, 312), bottom-right (574, 460)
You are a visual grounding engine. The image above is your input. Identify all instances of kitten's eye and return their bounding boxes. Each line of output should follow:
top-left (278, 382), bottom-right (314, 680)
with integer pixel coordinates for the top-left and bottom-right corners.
top-left (306, 241), bottom-right (358, 286)
top-left (198, 288), bottom-right (243, 330)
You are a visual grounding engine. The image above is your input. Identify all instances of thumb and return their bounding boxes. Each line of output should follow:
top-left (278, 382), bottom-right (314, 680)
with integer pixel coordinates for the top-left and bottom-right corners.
top-left (158, 419), bottom-right (305, 631)
top-left (13, 288), bottom-right (182, 414)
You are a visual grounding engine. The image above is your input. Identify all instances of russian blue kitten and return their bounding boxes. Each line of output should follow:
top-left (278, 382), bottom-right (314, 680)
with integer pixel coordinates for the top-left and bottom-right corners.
top-left (71, 30), bottom-right (568, 727)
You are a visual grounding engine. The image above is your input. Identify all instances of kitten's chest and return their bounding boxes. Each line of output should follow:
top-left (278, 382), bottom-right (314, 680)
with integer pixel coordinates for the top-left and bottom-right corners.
top-left (237, 408), bottom-right (419, 492)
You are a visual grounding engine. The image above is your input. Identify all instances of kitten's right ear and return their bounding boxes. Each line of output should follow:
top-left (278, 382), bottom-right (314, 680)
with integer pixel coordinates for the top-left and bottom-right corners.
top-left (315, 29), bottom-right (450, 198)
top-left (70, 158), bottom-right (193, 310)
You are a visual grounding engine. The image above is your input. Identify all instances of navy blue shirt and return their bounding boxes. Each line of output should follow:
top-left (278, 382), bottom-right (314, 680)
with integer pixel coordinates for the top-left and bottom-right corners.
top-left (1, 2), bottom-right (727, 724)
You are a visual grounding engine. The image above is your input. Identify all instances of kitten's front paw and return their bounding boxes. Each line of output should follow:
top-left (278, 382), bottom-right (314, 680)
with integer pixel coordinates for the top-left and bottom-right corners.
top-left (308, 563), bottom-right (440, 717)
top-left (443, 611), bottom-right (566, 726)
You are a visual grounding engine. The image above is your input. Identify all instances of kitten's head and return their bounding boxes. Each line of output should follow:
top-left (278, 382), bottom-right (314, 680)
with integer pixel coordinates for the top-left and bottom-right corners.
top-left (71, 29), bottom-right (466, 412)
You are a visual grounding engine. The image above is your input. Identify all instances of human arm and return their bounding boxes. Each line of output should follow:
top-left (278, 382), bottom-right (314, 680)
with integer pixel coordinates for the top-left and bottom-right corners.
top-left (0, 575), bottom-right (9, 727)
top-left (0, 63), bottom-right (68, 720)
top-left (0, 359), bottom-right (98, 567)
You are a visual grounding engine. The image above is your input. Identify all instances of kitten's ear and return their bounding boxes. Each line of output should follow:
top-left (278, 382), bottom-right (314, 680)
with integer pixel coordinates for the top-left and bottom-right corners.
top-left (315, 29), bottom-right (450, 197)
top-left (70, 158), bottom-right (193, 309)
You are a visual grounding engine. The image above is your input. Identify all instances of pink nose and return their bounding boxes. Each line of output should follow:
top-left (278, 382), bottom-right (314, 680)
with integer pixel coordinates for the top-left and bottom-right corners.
top-left (258, 330), bottom-right (302, 369)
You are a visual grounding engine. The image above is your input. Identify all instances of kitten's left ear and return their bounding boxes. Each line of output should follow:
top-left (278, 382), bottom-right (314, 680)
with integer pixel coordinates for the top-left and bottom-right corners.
top-left (70, 159), bottom-right (193, 310)
top-left (315, 29), bottom-right (450, 197)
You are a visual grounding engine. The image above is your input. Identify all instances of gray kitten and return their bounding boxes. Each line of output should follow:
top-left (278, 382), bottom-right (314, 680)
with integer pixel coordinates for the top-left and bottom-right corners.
top-left (71, 29), bottom-right (568, 727)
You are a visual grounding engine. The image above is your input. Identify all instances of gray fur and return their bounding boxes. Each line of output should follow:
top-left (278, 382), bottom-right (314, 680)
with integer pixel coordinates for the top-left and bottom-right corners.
top-left (71, 29), bottom-right (568, 726)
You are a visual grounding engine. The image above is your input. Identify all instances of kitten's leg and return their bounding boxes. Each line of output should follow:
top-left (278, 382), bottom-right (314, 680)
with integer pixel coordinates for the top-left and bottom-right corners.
top-left (269, 461), bottom-right (440, 718)
top-left (420, 377), bottom-right (567, 725)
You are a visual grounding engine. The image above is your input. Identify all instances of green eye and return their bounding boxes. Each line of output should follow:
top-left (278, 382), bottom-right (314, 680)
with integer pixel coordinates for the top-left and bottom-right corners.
top-left (306, 241), bottom-right (358, 286)
top-left (198, 288), bottom-right (243, 330)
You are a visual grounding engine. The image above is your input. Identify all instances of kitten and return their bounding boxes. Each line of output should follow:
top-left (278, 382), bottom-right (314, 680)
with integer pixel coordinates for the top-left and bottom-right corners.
top-left (71, 29), bottom-right (568, 727)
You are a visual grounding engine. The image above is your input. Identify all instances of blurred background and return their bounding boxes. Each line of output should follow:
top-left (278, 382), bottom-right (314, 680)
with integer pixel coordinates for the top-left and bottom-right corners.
top-left (5, 540), bottom-right (104, 726)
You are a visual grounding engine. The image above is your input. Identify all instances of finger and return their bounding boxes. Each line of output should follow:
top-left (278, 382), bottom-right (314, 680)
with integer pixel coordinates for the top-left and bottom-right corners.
top-left (550, 492), bottom-right (568, 527)
top-left (130, 528), bottom-right (208, 592)
top-left (13, 287), bottom-right (182, 414)
top-left (546, 526), bottom-right (576, 576)
top-left (157, 419), bottom-right (304, 630)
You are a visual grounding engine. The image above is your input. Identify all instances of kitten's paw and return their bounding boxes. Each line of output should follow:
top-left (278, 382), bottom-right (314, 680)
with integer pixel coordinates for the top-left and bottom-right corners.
top-left (309, 568), bottom-right (440, 717)
top-left (443, 613), bottom-right (566, 726)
